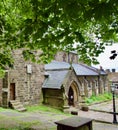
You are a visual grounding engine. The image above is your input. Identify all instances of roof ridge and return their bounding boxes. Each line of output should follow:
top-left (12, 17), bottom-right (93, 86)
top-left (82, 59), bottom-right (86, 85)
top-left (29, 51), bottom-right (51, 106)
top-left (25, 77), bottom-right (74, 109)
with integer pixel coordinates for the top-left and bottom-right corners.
top-left (78, 63), bottom-right (99, 73)
top-left (46, 68), bottom-right (70, 71)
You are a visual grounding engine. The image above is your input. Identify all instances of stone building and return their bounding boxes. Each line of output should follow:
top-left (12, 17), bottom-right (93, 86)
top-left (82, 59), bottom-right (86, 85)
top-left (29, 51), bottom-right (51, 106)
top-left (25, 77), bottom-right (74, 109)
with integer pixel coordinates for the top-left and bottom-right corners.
top-left (42, 51), bottom-right (108, 109)
top-left (0, 49), bottom-right (45, 109)
top-left (107, 69), bottom-right (118, 89)
top-left (0, 50), bottom-right (108, 110)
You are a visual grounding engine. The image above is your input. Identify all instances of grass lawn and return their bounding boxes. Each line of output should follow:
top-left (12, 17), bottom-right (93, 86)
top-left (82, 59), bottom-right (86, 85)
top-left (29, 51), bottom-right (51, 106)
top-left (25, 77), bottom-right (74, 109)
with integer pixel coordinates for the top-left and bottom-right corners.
top-left (26, 104), bottom-right (63, 114)
top-left (0, 104), bottom-right (69, 130)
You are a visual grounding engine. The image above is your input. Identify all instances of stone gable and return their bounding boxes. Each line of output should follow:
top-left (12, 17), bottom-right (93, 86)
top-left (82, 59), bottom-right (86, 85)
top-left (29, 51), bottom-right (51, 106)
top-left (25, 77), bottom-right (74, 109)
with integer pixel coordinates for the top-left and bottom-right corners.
top-left (54, 51), bottom-right (78, 63)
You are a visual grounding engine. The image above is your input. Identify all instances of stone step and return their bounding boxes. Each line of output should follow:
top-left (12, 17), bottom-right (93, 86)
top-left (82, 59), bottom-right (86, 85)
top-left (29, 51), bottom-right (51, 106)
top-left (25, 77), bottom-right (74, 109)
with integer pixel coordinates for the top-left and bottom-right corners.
top-left (17, 107), bottom-right (27, 112)
top-left (9, 100), bottom-right (27, 112)
top-left (10, 102), bottom-right (21, 106)
top-left (14, 104), bottom-right (24, 109)
top-left (10, 100), bottom-right (20, 103)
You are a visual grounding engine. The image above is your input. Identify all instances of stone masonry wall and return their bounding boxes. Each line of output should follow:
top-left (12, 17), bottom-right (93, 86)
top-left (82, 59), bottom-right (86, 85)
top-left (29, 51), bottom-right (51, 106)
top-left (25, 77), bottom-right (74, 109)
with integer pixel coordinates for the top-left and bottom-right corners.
top-left (8, 49), bottom-right (45, 105)
top-left (54, 51), bottom-right (78, 63)
top-left (43, 89), bottom-right (64, 109)
top-left (78, 76), bottom-right (100, 97)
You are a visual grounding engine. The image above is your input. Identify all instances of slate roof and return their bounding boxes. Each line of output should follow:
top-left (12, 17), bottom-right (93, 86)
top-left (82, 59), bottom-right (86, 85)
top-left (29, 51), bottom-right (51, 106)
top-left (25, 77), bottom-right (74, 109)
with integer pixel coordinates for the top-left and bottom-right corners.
top-left (45, 60), bottom-right (99, 76)
top-left (43, 61), bottom-right (107, 89)
top-left (42, 70), bottom-right (69, 89)
top-left (72, 63), bottom-right (98, 76)
top-left (89, 66), bottom-right (107, 75)
top-left (45, 61), bottom-right (70, 70)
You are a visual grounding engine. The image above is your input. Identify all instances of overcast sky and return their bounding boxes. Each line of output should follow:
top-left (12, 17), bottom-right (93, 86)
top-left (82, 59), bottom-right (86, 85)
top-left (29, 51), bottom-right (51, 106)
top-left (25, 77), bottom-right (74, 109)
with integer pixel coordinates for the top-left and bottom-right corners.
top-left (93, 43), bottom-right (118, 72)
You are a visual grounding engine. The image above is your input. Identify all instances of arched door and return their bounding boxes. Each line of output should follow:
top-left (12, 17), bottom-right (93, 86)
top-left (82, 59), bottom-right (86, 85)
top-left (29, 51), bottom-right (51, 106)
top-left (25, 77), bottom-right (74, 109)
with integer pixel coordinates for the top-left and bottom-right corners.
top-left (68, 81), bottom-right (79, 107)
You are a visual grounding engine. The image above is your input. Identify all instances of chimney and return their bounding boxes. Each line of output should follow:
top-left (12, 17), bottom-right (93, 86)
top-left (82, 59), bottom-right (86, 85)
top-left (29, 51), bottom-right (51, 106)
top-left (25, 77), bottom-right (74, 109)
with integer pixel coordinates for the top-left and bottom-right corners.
top-left (100, 66), bottom-right (104, 71)
top-left (112, 69), bottom-right (116, 72)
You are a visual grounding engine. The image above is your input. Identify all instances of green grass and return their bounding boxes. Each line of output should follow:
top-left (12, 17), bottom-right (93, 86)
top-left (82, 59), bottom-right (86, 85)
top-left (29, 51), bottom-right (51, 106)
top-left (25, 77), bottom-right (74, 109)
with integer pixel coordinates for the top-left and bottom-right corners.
top-left (0, 104), bottom-right (69, 130)
top-left (85, 92), bottom-right (112, 105)
top-left (18, 121), bottom-right (40, 130)
top-left (0, 119), bottom-right (41, 130)
top-left (0, 107), bottom-right (15, 112)
top-left (26, 104), bottom-right (63, 114)
top-left (0, 107), bottom-right (7, 112)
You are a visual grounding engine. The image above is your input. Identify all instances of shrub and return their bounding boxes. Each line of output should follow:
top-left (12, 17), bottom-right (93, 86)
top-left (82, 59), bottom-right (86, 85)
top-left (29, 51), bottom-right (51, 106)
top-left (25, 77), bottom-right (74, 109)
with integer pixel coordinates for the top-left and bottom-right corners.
top-left (85, 93), bottom-right (112, 105)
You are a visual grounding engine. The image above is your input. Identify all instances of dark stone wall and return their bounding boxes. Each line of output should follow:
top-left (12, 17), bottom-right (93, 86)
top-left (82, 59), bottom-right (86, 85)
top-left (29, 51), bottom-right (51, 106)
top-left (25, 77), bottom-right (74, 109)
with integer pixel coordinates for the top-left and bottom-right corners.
top-left (42, 88), bottom-right (64, 109)
top-left (8, 49), bottom-right (45, 105)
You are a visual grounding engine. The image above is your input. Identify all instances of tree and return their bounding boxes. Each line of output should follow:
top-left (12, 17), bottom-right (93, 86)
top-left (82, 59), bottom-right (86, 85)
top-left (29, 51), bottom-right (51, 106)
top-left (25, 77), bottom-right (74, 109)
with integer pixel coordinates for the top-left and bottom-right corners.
top-left (0, 0), bottom-right (118, 75)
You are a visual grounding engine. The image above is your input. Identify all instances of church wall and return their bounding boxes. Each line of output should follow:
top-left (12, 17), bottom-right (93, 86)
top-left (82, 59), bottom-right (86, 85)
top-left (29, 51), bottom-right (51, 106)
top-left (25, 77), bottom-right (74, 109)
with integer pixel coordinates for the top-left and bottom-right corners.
top-left (3, 49), bottom-right (45, 106)
top-left (42, 88), bottom-right (64, 109)
top-left (77, 75), bottom-right (108, 97)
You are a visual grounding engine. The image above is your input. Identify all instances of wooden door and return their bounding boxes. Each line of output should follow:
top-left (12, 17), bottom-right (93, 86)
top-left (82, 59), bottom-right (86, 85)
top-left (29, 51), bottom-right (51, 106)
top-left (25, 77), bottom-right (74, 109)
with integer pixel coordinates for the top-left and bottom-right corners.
top-left (10, 83), bottom-right (15, 100)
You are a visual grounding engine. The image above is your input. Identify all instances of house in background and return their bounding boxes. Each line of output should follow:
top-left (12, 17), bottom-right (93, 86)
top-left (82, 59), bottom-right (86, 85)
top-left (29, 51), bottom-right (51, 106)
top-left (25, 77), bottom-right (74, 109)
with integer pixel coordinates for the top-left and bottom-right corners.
top-left (0, 50), bottom-right (108, 111)
top-left (107, 69), bottom-right (118, 90)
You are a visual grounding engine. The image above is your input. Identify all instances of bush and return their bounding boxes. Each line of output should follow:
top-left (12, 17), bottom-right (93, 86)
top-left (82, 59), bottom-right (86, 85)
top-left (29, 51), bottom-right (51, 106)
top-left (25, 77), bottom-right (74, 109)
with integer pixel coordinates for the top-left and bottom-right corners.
top-left (85, 93), bottom-right (112, 105)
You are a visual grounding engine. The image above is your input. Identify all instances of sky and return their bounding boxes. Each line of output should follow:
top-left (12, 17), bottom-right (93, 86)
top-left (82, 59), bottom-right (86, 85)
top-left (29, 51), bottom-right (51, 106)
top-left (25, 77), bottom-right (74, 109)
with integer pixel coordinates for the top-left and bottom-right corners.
top-left (93, 43), bottom-right (118, 72)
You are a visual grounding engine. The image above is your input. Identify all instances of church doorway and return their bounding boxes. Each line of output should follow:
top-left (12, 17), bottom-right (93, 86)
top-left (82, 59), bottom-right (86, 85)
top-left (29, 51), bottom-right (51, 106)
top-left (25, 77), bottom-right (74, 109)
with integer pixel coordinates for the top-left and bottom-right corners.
top-left (68, 87), bottom-right (74, 106)
top-left (68, 81), bottom-right (79, 107)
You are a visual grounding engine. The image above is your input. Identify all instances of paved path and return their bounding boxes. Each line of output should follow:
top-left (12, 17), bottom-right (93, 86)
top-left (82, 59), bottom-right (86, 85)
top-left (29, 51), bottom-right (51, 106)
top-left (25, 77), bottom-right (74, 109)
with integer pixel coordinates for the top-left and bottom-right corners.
top-left (68, 99), bottom-right (118, 124)
top-left (78, 110), bottom-right (118, 123)
top-left (89, 99), bottom-right (118, 113)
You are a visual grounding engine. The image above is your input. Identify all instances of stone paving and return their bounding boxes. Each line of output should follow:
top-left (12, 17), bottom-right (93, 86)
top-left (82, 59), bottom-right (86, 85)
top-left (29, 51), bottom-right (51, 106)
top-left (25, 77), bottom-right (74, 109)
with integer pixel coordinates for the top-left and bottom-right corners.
top-left (89, 99), bottom-right (118, 113)
top-left (67, 99), bottom-right (118, 124)
top-left (78, 110), bottom-right (118, 123)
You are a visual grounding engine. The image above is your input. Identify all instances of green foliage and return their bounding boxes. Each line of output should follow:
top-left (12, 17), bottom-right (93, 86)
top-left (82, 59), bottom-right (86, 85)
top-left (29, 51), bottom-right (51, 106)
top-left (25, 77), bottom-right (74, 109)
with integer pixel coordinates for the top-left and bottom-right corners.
top-left (0, 0), bottom-right (118, 73)
top-left (85, 93), bottom-right (112, 105)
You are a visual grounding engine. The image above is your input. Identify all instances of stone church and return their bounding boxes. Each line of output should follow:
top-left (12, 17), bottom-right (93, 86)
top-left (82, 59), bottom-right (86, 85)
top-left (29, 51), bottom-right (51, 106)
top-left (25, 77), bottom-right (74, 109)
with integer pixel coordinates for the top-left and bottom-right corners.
top-left (0, 50), bottom-right (108, 110)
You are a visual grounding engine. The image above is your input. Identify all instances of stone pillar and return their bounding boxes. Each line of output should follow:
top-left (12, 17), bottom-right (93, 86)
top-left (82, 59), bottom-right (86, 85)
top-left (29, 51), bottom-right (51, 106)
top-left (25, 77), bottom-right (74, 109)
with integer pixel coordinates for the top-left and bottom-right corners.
top-left (100, 79), bottom-right (104, 94)
top-left (80, 94), bottom-right (89, 111)
top-left (108, 82), bottom-right (111, 92)
top-left (83, 78), bottom-right (89, 97)
top-left (92, 81), bottom-right (97, 96)
top-left (63, 92), bottom-right (70, 113)
top-left (98, 77), bottom-right (103, 94)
